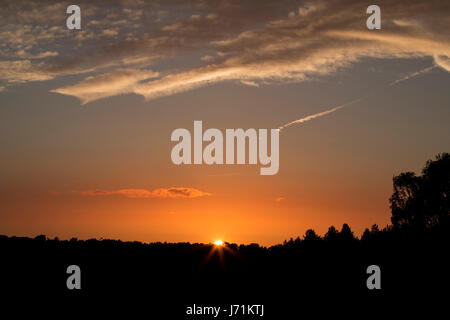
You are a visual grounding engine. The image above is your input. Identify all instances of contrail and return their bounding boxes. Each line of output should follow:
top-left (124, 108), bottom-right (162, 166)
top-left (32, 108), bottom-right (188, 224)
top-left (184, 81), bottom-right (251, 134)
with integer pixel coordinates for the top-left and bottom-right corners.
top-left (278, 97), bottom-right (364, 131)
top-left (278, 64), bottom-right (437, 131)
top-left (389, 65), bottom-right (437, 86)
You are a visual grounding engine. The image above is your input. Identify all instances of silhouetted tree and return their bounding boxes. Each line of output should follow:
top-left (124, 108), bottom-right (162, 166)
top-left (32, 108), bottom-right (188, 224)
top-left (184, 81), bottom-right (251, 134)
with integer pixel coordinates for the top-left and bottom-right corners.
top-left (390, 153), bottom-right (450, 229)
top-left (361, 224), bottom-right (380, 241)
top-left (370, 224), bottom-right (379, 233)
top-left (303, 229), bottom-right (321, 241)
top-left (339, 223), bottom-right (355, 241)
top-left (34, 235), bottom-right (46, 241)
top-left (361, 228), bottom-right (371, 241)
top-left (324, 225), bottom-right (339, 241)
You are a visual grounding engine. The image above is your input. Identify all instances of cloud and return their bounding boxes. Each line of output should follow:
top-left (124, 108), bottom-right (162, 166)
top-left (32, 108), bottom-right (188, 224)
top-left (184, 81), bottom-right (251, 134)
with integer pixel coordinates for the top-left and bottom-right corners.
top-left (1, 0), bottom-right (449, 102)
top-left (51, 68), bottom-right (159, 104)
top-left (102, 29), bottom-right (119, 37)
top-left (77, 189), bottom-right (152, 198)
top-left (201, 55), bottom-right (215, 62)
top-left (150, 187), bottom-right (212, 199)
top-left (74, 187), bottom-right (212, 199)
top-left (275, 196), bottom-right (286, 202)
top-left (434, 55), bottom-right (450, 72)
top-left (134, 66), bottom-right (246, 100)
top-left (16, 50), bottom-right (59, 59)
top-left (0, 60), bottom-right (54, 83)
top-left (240, 80), bottom-right (259, 87)
top-left (162, 22), bottom-right (183, 31)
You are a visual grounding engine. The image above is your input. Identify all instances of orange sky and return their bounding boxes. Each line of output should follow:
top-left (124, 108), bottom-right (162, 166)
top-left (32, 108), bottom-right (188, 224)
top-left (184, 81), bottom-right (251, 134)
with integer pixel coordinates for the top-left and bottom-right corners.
top-left (1, 0), bottom-right (449, 245)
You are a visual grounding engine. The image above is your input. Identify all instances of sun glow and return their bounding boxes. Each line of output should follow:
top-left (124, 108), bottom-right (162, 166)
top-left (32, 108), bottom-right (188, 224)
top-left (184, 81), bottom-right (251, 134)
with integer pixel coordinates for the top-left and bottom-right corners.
top-left (214, 240), bottom-right (224, 246)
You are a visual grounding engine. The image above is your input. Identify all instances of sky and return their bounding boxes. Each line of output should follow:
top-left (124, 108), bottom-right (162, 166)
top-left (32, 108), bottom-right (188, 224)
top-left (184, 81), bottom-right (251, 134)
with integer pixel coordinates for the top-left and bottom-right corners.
top-left (0, 0), bottom-right (449, 245)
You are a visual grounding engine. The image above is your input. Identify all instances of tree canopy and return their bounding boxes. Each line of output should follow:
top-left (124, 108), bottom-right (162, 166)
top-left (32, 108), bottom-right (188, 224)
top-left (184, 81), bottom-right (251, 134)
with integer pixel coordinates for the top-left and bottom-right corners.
top-left (390, 153), bottom-right (450, 229)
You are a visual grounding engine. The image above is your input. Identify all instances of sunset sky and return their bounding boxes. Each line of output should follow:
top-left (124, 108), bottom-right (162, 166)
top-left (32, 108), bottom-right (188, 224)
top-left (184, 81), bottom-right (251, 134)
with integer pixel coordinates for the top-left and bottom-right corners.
top-left (1, 0), bottom-right (449, 245)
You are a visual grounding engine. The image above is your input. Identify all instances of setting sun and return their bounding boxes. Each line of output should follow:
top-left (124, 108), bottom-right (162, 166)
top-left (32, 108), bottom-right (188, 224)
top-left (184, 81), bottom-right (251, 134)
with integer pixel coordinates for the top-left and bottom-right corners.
top-left (214, 240), bottom-right (224, 246)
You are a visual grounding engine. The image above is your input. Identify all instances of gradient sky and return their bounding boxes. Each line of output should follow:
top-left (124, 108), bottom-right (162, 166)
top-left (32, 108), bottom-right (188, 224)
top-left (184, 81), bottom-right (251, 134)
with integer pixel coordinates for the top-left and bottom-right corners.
top-left (1, 0), bottom-right (449, 245)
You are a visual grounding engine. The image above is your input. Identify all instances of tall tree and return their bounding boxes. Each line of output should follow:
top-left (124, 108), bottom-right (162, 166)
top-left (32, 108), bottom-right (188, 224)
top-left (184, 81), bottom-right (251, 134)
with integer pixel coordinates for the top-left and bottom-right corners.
top-left (390, 153), bottom-right (450, 229)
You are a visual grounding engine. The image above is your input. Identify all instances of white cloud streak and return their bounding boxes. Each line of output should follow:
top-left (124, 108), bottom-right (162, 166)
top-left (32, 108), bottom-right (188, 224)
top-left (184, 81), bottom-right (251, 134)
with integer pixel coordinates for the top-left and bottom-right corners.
top-left (278, 98), bottom-right (364, 131)
top-left (389, 65), bottom-right (437, 86)
top-left (51, 69), bottom-right (159, 104)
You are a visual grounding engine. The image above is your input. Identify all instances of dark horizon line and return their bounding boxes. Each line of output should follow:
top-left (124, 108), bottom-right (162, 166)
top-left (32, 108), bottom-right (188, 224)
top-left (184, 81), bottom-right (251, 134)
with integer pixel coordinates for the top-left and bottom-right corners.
top-left (0, 222), bottom-right (429, 249)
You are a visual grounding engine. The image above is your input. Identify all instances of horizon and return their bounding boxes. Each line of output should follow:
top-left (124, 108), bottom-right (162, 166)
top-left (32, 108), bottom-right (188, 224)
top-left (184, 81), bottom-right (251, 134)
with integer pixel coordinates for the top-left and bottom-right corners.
top-left (0, 221), bottom-right (376, 246)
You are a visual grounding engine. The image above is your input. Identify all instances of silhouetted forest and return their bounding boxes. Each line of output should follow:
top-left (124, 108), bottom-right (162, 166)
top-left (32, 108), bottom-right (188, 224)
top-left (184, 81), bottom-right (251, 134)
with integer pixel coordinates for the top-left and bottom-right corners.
top-left (1, 153), bottom-right (449, 316)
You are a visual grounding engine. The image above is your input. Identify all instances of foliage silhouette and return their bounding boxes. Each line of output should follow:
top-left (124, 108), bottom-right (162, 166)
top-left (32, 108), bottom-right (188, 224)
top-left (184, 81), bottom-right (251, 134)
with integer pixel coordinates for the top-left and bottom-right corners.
top-left (1, 153), bottom-right (449, 315)
top-left (390, 152), bottom-right (450, 229)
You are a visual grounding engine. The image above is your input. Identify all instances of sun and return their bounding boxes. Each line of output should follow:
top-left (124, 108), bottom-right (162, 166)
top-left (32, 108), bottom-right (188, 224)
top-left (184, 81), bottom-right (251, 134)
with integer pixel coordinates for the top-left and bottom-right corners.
top-left (214, 240), bottom-right (224, 246)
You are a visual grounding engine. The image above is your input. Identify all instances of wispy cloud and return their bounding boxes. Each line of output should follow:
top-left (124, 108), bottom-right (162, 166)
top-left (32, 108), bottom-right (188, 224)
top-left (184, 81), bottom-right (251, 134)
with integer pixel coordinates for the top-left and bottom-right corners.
top-left (77, 189), bottom-right (152, 198)
top-left (0, 0), bottom-right (449, 102)
top-left (278, 98), bottom-right (364, 131)
top-left (151, 187), bottom-right (212, 199)
top-left (51, 68), bottom-right (159, 104)
top-left (389, 65), bottom-right (437, 86)
top-left (278, 52), bottom-right (445, 131)
top-left (74, 187), bottom-right (212, 199)
top-left (240, 80), bottom-right (260, 87)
